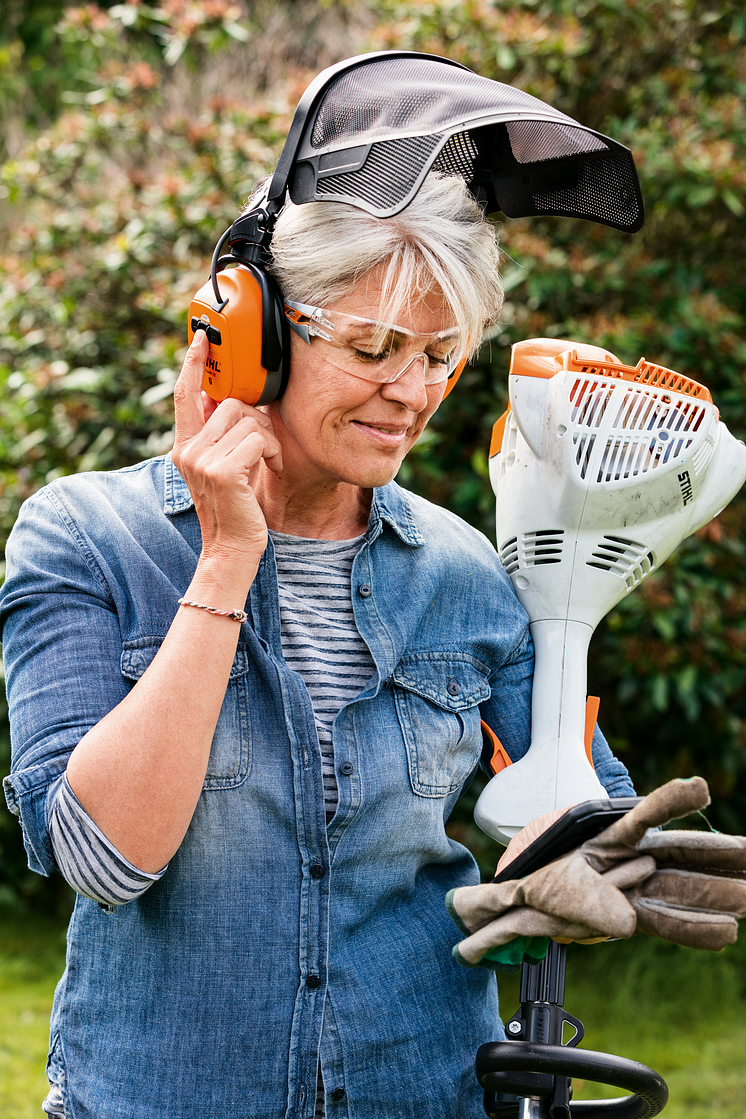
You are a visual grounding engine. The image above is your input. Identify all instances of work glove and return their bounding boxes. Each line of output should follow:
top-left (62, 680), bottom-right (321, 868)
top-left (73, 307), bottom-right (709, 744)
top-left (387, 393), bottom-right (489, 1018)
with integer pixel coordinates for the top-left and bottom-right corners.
top-left (448, 777), bottom-right (746, 969)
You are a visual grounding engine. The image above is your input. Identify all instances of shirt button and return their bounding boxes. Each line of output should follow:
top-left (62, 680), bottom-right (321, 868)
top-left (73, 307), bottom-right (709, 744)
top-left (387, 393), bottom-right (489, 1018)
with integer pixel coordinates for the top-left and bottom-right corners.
top-left (358, 582), bottom-right (372, 597)
top-left (306, 974), bottom-right (321, 989)
top-left (331, 1088), bottom-right (346, 1101)
top-left (339, 762), bottom-right (354, 776)
top-left (310, 863), bottom-right (326, 879)
top-left (447, 680), bottom-right (461, 696)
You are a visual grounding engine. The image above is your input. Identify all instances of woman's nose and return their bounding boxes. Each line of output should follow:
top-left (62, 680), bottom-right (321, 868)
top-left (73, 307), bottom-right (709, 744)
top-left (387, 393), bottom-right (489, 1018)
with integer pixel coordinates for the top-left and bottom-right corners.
top-left (380, 353), bottom-right (430, 410)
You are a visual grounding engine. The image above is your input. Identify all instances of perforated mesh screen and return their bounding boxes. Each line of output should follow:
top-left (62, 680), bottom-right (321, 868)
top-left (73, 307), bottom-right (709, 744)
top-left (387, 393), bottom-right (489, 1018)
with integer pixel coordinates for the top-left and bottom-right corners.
top-left (308, 58), bottom-right (571, 148)
top-left (284, 53), bottom-right (643, 230)
top-left (431, 131), bottom-right (479, 178)
top-left (316, 134), bottom-right (441, 209)
top-left (506, 120), bottom-right (607, 164)
top-left (532, 148), bottom-right (641, 229)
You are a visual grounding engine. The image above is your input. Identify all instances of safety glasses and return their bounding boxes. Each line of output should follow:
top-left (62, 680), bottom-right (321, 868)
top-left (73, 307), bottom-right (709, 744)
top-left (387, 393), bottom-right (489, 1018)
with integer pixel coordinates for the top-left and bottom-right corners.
top-left (284, 299), bottom-right (465, 385)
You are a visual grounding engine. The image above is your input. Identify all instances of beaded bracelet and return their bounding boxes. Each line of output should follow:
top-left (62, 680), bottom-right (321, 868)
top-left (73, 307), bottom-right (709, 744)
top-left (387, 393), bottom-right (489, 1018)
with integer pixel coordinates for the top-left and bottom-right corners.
top-left (178, 598), bottom-right (247, 623)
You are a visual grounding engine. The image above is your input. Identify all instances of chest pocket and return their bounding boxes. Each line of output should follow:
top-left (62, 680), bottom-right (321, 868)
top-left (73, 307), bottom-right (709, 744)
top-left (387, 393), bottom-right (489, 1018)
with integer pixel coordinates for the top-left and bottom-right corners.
top-left (120, 637), bottom-right (251, 790)
top-left (393, 652), bottom-right (490, 798)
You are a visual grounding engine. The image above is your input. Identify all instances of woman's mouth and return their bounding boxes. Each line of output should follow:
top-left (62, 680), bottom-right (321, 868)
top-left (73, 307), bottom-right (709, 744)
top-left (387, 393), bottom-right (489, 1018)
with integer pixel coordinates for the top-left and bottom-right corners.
top-left (351, 420), bottom-right (410, 447)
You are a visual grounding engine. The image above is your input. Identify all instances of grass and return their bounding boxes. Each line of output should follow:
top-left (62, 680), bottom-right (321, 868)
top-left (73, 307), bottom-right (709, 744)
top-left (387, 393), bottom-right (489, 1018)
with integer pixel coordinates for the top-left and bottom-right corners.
top-left (1, 910), bottom-right (745, 1117)
top-left (0, 909), bottom-right (68, 1119)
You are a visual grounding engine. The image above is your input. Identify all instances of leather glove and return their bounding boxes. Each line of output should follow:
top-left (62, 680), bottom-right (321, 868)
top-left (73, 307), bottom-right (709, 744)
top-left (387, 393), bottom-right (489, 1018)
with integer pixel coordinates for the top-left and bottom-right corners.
top-left (448, 777), bottom-right (746, 968)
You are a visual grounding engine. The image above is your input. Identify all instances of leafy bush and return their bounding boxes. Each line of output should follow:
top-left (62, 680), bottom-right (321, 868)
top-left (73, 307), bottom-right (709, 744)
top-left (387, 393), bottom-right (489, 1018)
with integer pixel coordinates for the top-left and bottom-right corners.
top-left (1, 1), bottom-right (746, 901)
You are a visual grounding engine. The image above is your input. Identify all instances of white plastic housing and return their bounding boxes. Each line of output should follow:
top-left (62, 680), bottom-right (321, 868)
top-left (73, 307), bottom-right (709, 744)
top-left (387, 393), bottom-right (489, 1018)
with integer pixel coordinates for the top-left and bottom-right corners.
top-left (474, 340), bottom-right (746, 843)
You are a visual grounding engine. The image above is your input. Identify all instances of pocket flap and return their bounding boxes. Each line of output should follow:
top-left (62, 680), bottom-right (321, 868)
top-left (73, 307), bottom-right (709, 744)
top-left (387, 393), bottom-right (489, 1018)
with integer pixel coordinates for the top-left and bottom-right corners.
top-left (121, 637), bottom-right (249, 681)
top-left (392, 652), bottom-right (490, 711)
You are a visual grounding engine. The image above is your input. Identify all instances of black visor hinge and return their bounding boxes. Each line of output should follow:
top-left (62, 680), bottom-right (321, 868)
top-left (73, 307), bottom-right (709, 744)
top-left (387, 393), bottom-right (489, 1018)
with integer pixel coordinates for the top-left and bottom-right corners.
top-left (227, 203), bottom-right (279, 266)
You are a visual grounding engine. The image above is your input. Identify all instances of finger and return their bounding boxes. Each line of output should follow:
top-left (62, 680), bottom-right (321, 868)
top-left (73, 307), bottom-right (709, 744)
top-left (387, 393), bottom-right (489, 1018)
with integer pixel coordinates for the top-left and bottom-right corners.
top-left (638, 829), bottom-right (746, 874)
top-left (632, 868), bottom-right (746, 914)
top-left (197, 412), bottom-right (283, 471)
top-left (458, 909), bottom-right (603, 964)
top-left (173, 331), bottom-right (210, 445)
top-left (199, 397), bottom-right (276, 446)
top-left (630, 895), bottom-right (738, 950)
top-left (196, 403), bottom-right (282, 476)
top-left (605, 777), bottom-right (710, 848)
top-left (201, 391), bottom-right (219, 424)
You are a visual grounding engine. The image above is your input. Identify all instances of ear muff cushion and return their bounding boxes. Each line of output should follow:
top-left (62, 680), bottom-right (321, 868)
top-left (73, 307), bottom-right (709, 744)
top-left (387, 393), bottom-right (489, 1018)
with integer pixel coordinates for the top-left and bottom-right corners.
top-left (255, 276), bottom-right (290, 405)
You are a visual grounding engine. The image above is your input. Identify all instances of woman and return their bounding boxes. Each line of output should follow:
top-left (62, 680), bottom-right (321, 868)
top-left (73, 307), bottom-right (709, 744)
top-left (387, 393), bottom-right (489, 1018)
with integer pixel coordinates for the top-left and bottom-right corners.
top-left (1, 172), bottom-right (633, 1118)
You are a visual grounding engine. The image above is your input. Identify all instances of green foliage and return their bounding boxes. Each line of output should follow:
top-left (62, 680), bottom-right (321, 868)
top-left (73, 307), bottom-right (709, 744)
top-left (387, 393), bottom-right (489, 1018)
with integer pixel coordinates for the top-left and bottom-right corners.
top-left (2, 1), bottom-right (746, 899)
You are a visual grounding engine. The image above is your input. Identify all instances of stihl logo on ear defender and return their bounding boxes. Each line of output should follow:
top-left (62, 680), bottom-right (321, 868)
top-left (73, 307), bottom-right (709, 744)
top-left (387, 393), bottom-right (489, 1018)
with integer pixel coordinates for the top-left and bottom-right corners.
top-left (206, 355), bottom-right (221, 373)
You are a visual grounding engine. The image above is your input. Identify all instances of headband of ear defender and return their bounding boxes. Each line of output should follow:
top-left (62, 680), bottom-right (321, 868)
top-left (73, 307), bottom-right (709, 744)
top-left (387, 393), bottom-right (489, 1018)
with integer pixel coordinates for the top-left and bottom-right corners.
top-left (189, 50), bottom-right (643, 406)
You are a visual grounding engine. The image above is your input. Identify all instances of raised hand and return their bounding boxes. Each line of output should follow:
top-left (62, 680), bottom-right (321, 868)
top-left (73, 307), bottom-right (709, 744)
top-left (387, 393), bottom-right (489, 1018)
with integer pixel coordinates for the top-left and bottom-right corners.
top-left (171, 330), bottom-right (283, 567)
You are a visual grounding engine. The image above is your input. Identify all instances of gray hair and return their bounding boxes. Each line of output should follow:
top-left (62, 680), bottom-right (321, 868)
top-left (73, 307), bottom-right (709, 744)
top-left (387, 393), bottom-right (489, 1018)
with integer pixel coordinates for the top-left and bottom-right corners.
top-left (264, 173), bottom-right (502, 358)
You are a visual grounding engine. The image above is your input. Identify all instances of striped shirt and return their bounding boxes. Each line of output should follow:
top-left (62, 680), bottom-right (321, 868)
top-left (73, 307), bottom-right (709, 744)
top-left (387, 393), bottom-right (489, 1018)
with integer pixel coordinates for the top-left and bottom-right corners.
top-left (270, 530), bottom-right (374, 821)
top-left (47, 774), bottom-right (167, 907)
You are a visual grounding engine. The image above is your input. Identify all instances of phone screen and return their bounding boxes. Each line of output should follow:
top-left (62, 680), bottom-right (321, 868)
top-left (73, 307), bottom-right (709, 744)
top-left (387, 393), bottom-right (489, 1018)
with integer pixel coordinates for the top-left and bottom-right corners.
top-left (492, 797), bottom-right (642, 882)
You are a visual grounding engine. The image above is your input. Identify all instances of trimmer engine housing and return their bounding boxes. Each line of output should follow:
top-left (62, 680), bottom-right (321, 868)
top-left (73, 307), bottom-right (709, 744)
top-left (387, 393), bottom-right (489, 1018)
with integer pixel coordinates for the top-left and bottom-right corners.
top-left (474, 339), bottom-right (746, 842)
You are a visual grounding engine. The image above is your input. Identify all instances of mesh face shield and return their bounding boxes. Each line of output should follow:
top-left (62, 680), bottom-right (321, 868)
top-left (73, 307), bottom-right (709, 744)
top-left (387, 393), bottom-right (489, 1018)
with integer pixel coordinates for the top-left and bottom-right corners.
top-left (266, 52), bottom-right (644, 232)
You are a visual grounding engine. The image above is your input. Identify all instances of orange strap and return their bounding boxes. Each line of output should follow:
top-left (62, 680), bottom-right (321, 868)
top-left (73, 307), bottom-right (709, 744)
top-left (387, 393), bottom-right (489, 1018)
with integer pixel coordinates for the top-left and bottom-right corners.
top-left (481, 719), bottom-right (512, 775)
top-left (482, 701), bottom-right (599, 776)
top-left (584, 696), bottom-right (600, 768)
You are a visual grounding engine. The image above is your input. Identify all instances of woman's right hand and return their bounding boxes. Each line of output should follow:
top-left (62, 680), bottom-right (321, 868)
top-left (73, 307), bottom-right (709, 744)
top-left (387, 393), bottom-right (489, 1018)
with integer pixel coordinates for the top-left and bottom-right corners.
top-left (171, 330), bottom-right (283, 568)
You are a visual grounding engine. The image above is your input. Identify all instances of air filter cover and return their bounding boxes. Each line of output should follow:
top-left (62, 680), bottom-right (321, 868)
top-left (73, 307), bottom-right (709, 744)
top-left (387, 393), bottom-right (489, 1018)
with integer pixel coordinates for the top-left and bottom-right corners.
top-left (270, 52), bottom-right (643, 231)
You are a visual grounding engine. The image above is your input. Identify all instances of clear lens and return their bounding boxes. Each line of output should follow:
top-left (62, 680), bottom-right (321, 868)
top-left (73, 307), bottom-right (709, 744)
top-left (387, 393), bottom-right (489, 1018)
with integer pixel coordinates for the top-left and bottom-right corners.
top-left (285, 300), bottom-right (464, 385)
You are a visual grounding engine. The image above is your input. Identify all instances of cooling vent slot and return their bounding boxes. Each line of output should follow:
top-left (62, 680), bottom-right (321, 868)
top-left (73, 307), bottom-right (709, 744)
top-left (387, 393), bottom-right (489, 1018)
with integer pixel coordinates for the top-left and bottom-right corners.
top-left (569, 381), bottom-right (708, 482)
top-left (587, 535), bottom-right (655, 589)
top-left (522, 529), bottom-right (564, 566)
top-left (573, 431), bottom-right (596, 477)
top-left (570, 379), bottom-right (614, 427)
top-left (499, 537), bottom-right (519, 575)
top-left (500, 530), bottom-right (565, 575)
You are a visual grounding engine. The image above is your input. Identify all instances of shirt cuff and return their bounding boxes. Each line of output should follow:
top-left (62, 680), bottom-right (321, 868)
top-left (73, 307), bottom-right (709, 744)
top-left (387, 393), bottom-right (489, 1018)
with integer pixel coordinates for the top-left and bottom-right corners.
top-left (47, 775), bottom-right (168, 908)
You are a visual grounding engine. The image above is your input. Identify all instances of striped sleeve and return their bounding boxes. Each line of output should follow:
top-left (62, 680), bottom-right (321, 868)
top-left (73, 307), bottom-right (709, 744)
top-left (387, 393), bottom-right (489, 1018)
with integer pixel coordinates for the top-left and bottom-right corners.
top-left (47, 775), bottom-right (167, 908)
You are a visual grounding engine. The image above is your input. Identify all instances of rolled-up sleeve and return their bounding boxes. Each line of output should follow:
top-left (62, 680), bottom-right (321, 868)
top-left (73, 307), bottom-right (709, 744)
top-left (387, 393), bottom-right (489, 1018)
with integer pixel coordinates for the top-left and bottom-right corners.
top-left (1, 487), bottom-right (131, 876)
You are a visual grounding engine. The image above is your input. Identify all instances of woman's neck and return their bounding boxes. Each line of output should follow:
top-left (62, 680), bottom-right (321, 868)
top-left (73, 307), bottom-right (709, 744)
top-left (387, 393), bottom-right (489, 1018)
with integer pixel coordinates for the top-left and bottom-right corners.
top-left (253, 465), bottom-right (372, 540)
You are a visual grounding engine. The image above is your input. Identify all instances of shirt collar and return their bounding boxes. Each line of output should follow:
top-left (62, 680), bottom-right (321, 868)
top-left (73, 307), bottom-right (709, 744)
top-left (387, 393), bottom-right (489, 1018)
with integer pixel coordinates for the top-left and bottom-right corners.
top-left (369, 482), bottom-right (425, 547)
top-left (163, 454), bottom-right (425, 547)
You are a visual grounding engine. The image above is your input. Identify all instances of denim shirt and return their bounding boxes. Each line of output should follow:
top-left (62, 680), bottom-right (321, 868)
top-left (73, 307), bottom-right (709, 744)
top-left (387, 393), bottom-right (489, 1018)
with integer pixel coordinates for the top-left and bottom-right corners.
top-left (0, 455), bottom-right (633, 1119)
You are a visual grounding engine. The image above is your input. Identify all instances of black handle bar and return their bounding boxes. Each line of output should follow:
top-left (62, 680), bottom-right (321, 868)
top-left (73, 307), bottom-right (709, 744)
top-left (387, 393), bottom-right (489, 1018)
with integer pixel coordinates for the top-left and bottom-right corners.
top-left (477, 1040), bottom-right (669, 1119)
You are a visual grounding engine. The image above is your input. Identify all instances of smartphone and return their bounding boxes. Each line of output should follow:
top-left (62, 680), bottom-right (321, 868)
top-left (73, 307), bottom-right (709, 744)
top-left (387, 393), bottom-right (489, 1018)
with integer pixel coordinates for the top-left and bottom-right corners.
top-left (492, 797), bottom-right (642, 882)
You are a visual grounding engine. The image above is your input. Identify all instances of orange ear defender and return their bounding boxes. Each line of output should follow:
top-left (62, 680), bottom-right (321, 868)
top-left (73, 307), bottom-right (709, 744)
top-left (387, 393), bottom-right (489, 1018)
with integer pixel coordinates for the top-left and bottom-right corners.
top-left (188, 198), bottom-right (290, 406)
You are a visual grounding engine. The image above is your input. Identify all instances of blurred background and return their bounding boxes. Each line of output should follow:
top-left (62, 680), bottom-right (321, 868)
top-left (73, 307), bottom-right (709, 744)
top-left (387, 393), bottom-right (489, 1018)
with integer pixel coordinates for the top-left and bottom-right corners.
top-left (0, 2), bottom-right (745, 1116)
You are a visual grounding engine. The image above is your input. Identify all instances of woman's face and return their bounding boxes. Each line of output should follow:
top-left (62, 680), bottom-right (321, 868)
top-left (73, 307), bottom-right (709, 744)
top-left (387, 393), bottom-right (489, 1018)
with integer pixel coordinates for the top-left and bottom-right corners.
top-left (266, 266), bottom-right (455, 491)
